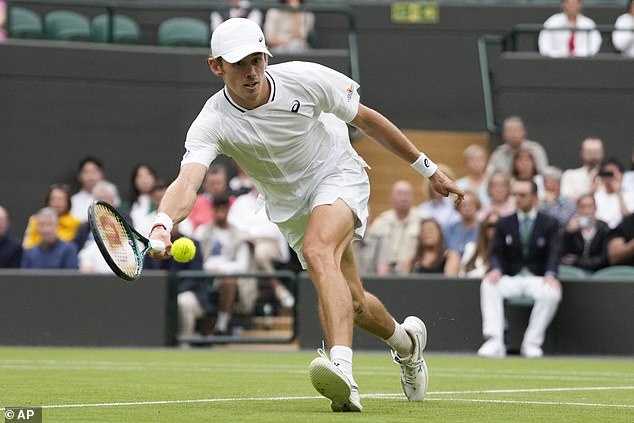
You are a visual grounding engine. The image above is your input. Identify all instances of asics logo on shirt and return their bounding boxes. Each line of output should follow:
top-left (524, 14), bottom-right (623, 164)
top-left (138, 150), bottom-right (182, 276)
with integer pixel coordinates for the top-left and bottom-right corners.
top-left (291, 100), bottom-right (300, 113)
top-left (346, 84), bottom-right (354, 101)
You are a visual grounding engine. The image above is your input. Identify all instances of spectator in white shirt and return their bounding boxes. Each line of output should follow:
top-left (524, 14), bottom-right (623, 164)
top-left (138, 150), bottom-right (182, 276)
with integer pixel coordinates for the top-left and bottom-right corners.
top-left (561, 137), bottom-right (604, 200)
top-left (196, 193), bottom-right (254, 335)
top-left (612, 0), bottom-right (634, 57)
top-left (594, 159), bottom-right (634, 228)
top-left (70, 157), bottom-right (105, 222)
top-left (538, 0), bottom-right (602, 58)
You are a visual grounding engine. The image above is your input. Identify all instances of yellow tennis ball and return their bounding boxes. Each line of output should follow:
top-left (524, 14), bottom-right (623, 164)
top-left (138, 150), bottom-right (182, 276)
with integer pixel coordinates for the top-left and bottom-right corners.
top-left (171, 237), bottom-right (196, 263)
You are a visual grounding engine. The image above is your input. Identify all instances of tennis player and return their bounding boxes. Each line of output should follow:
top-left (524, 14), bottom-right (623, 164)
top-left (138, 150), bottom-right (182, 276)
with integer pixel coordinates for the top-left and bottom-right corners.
top-left (149, 18), bottom-right (465, 412)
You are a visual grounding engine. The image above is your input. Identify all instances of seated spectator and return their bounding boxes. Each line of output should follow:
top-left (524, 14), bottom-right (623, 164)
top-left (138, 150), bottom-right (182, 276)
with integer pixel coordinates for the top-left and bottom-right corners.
top-left (77, 180), bottom-right (126, 273)
top-left (23, 184), bottom-right (81, 249)
top-left (70, 157), bottom-right (105, 222)
top-left (487, 116), bottom-right (548, 176)
top-left (21, 207), bottom-right (78, 269)
top-left (211, 0), bottom-right (262, 32)
top-left (622, 149), bottom-right (634, 194)
top-left (540, 166), bottom-right (576, 228)
top-left (456, 144), bottom-right (490, 206)
top-left (0, 206), bottom-right (22, 268)
top-left (418, 164), bottom-right (461, 230)
top-left (511, 147), bottom-right (545, 201)
top-left (478, 180), bottom-right (561, 359)
top-left (227, 187), bottom-right (294, 308)
top-left (196, 194), bottom-right (254, 335)
top-left (612, 0), bottom-right (634, 58)
top-left (538, 0), bottom-right (602, 58)
top-left (561, 194), bottom-right (610, 273)
top-left (363, 180), bottom-right (421, 275)
top-left (402, 218), bottom-right (460, 276)
top-left (444, 191), bottom-right (481, 257)
top-left (477, 171), bottom-right (516, 221)
top-left (122, 164), bottom-right (158, 238)
top-left (561, 137), bottom-right (604, 201)
top-left (594, 159), bottom-right (634, 228)
top-left (459, 211), bottom-right (500, 278)
top-left (183, 164), bottom-right (235, 237)
top-left (607, 211), bottom-right (634, 265)
top-left (264, 0), bottom-right (315, 54)
top-left (144, 224), bottom-right (207, 343)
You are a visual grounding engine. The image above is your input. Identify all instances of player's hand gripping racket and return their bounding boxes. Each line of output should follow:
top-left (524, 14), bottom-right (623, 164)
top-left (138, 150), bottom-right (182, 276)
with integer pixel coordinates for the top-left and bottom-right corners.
top-left (88, 200), bottom-right (165, 281)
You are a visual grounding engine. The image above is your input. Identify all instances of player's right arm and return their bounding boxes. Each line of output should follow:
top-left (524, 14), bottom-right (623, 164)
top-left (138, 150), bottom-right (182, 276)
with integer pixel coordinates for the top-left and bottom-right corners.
top-left (149, 163), bottom-right (207, 259)
top-left (350, 104), bottom-right (464, 205)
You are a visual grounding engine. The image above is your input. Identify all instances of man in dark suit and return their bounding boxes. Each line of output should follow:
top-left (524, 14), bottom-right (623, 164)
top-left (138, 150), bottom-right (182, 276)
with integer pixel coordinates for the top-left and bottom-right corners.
top-left (478, 179), bottom-right (562, 359)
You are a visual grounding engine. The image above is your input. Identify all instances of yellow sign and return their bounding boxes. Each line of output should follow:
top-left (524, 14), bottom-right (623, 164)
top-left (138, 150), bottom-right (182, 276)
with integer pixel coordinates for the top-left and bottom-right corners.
top-left (391, 2), bottom-right (439, 24)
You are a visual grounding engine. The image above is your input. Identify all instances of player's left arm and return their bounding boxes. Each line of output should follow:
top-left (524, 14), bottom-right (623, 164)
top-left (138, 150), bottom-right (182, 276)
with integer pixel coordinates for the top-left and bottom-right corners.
top-left (350, 104), bottom-right (465, 204)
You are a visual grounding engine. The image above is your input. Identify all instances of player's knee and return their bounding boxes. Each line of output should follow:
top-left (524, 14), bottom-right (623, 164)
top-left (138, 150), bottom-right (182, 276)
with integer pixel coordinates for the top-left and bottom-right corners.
top-left (302, 242), bottom-right (333, 272)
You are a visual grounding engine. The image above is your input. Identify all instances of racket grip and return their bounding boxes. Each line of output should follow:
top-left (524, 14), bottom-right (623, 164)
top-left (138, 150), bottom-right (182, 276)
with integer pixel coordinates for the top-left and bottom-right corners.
top-left (149, 239), bottom-right (166, 253)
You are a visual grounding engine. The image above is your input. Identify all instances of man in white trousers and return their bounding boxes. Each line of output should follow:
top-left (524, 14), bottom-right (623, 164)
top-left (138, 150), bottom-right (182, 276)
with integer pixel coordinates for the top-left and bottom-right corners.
top-left (478, 179), bottom-right (562, 359)
top-left (148, 18), bottom-right (464, 411)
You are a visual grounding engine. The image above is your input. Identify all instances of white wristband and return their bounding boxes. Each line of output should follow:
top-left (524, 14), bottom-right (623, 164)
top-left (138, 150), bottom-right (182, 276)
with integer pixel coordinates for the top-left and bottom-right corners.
top-left (410, 153), bottom-right (438, 178)
top-left (152, 212), bottom-right (174, 234)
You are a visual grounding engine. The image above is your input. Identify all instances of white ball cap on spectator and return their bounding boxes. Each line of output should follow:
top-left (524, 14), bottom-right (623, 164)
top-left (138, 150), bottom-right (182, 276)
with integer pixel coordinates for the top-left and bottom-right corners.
top-left (211, 18), bottom-right (272, 63)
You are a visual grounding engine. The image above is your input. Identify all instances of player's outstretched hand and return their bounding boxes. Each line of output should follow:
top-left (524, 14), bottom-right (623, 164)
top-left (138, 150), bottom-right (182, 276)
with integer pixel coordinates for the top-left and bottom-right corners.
top-left (148, 226), bottom-right (172, 260)
top-left (429, 169), bottom-right (465, 206)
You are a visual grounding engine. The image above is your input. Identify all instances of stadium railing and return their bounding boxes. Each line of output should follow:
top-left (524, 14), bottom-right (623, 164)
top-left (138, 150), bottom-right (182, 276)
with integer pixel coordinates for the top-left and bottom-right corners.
top-left (169, 270), bottom-right (299, 346)
top-left (477, 24), bottom-right (633, 134)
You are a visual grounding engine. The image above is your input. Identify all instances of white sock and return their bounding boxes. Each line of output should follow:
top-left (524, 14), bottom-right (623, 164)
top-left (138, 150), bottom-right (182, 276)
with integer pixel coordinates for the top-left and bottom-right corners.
top-left (215, 311), bottom-right (231, 332)
top-left (330, 345), bottom-right (357, 386)
top-left (384, 320), bottom-right (413, 358)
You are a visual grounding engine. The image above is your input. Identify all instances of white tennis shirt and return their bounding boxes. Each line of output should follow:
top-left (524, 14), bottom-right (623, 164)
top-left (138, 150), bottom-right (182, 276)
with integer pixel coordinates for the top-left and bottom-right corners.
top-left (181, 61), bottom-right (367, 222)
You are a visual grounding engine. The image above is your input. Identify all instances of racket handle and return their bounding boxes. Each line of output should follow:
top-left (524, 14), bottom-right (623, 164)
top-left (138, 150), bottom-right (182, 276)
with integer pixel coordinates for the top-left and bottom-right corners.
top-left (149, 239), bottom-right (166, 253)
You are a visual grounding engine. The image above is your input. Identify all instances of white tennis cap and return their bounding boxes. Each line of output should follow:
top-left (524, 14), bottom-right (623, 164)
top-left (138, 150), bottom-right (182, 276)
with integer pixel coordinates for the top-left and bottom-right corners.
top-left (211, 18), bottom-right (272, 63)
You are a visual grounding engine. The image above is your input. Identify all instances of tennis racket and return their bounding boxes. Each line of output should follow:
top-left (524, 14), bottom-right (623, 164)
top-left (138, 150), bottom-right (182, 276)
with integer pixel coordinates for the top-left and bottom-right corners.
top-left (88, 200), bottom-right (165, 281)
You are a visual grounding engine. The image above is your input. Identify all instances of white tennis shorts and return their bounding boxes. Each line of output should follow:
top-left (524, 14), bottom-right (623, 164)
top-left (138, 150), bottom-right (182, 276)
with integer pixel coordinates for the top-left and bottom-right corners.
top-left (275, 160), bottom-right (370, 269)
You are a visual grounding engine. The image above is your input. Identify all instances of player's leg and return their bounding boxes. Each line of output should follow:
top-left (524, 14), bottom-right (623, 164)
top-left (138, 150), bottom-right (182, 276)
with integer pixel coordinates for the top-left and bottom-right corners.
top-left (340, 244), bottom-right (429, 401)
top-left (302, 199), bottom-right (362, 411)
top-left (303, 199), bottom-right (356, 348)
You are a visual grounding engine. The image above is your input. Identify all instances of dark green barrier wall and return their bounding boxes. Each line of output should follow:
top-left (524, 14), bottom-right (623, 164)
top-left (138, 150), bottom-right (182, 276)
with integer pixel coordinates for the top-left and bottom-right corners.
top-left (0, 270), bottom-right (170, 346)
top-left (297, 275), bottom-right (634, 355)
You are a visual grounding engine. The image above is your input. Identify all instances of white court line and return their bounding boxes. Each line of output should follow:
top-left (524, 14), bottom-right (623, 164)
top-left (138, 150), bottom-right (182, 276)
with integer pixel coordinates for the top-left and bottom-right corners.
top-left (1, 386), bottom-right (633, 411)
top-left (424, 398), bottom-right (634, 409)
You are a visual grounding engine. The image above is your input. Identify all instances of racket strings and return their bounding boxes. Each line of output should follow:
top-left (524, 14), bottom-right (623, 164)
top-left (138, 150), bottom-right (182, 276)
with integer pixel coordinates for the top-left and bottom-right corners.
top-left (93, 205), bottom-right (141, 278)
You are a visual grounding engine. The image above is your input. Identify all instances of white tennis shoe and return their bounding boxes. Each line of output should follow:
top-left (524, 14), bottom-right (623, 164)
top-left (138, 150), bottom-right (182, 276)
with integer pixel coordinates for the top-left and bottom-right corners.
top-left (309, 349), bottom-right (362, 412)
top-left (391, 316), bottom-right (429, 401)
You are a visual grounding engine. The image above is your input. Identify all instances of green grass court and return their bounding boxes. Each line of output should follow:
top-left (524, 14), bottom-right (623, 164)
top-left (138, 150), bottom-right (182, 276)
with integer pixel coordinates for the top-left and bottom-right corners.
top-left (1, 347), bottom-right (633, 422)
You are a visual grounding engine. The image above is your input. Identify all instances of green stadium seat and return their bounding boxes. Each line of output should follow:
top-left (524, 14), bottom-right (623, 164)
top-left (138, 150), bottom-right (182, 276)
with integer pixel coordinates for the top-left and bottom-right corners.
top-left (44, 10), bottom-right (91, 42)
top-left (9, 7), bottom-right (43, 39)
top-left (91, 14), bottom-right (142, 44)
top-left (558, 265), bottom-right (587, 279)
top-left (157, 17), bottom-right (209, 47)
top-left (592, 266), bottom-right (634, 280)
